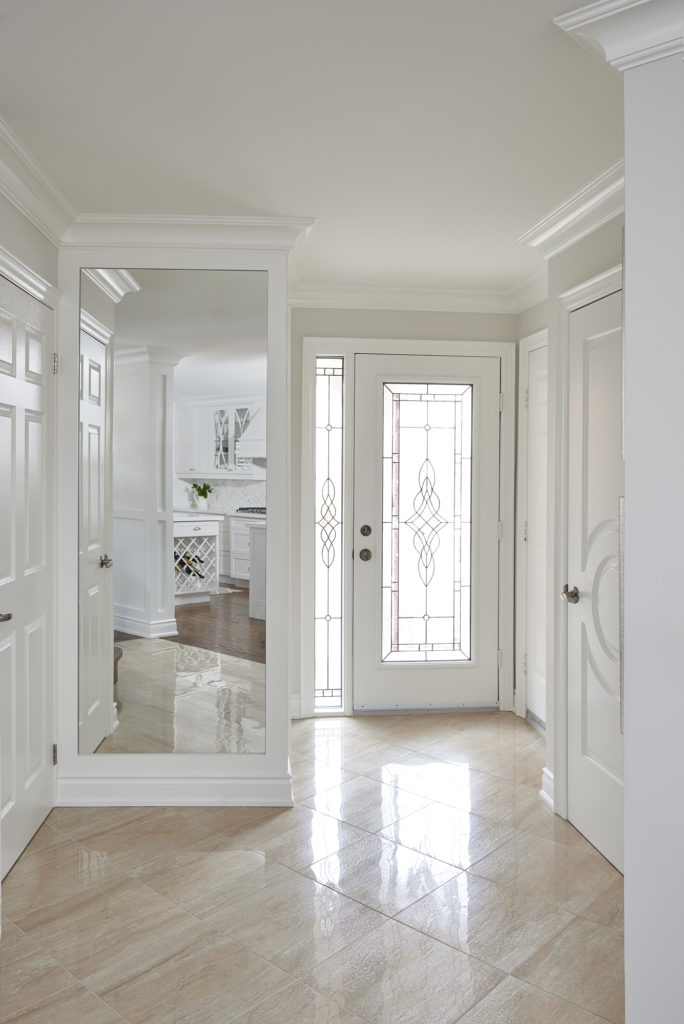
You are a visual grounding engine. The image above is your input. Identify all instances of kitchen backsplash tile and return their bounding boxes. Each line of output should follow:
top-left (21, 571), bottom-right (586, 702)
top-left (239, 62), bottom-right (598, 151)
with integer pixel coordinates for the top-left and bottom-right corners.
top-left (174, 477), bottom-right (266, 515)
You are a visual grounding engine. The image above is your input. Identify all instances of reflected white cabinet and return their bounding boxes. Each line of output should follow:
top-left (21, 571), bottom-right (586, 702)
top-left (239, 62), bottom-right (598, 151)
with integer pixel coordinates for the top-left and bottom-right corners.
top-left (174, 398), bottom-right (265, 479)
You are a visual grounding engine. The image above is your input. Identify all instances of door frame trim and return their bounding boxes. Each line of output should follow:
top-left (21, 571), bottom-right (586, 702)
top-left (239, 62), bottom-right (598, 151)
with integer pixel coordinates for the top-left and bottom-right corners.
top-left (301, 337), bottom-right (516, 717)
top-left (553, 265), bottom-right (623, 819)
top-left (515, 329), bottom-right (549, 721)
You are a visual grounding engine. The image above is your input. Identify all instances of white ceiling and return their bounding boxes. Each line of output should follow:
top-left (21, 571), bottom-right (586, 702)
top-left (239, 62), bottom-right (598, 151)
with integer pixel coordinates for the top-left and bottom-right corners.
top-left (112, 269), bottom-right (267, 399)
top-left (0, 0), bottom-right (623, 303)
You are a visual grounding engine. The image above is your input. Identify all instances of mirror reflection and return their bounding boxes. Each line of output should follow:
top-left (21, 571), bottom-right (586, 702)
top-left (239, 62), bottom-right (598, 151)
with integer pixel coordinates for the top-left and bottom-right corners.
top-left (78, 269), bottom-right (267, 754)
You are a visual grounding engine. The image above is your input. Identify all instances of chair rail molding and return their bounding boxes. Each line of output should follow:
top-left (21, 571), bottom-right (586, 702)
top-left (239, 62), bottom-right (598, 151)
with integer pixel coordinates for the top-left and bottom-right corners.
top-left (555, 0), bottom-right (683, 72)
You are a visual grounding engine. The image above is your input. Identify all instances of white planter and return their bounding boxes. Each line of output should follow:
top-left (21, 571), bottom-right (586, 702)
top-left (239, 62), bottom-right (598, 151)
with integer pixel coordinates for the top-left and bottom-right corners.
top-left (195, 496), bottom-right (209, 512)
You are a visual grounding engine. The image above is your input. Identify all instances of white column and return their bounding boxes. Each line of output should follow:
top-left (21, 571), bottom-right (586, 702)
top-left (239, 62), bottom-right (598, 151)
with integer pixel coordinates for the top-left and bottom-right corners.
top-left (556, 3), bottom-right (684, 1020)
top-left (113, 347), bottom-right (179, 637)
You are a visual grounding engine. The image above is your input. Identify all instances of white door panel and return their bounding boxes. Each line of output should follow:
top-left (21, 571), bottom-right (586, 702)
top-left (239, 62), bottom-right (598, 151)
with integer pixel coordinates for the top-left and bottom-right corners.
top-left (526, 344), bottom-right (548, 722)
top-left (567, 291), bottom-right (624, 871)
top-left (78, 331), bottom-right (114, 754)
top-left (353, 353), bottom-right (500, 710)
top-left (0, 275), bottom-right (54, 878)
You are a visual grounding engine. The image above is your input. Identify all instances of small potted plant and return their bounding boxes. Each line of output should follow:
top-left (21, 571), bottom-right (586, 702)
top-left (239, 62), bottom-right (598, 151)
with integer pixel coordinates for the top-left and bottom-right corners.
top-left (191, 481), bottom-right (213, 512)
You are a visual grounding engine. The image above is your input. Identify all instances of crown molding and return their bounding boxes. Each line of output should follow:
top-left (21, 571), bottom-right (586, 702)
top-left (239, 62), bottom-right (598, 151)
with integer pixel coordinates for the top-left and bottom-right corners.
top-left (0, 244), bottom-right (58, 307)
top-left (80, 310), bottom-right (113, 344)
top-left (0, 115), bottom-right (75, 245)
top-left (555, 0), bottom-right (683, 71)
top-left (114, 345), bottom-right (181, 368)
top-left (62, 215), bottom-right (314, 252)
top-left (517, 161), bottom-right (624, 260)
top-left (82, 267), bottom-right (141, 303)
top-left (559, 264), bottom-right (623, 310)
top-left (288, 270), bottom-right (547, 316)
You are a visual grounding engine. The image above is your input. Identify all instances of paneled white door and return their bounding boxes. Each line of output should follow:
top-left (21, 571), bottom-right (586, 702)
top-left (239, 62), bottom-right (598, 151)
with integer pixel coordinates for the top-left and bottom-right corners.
top-left (78, 331), bottom-right (114, 754)
top-left (0, 275), bottom-right (54, 878)
top-left (353, 353), bottom-right (501, 710)
top-left (523, 341), bottom-right (548, 723)
top-left (567, 291), bottom-right (624, 871)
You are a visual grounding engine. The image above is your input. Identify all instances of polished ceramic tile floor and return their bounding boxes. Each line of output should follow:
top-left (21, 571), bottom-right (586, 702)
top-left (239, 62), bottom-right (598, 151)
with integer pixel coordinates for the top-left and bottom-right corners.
top-left (1, 712), bottom-right (624, 1023)
top-left (97, 640), bottom-right (265, 755)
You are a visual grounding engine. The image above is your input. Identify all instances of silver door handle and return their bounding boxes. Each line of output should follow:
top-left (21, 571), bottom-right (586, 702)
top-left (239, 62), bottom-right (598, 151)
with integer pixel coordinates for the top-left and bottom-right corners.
top-left (0, 612), bottom-right (12, 622)
top-left (99, 554), bottom-right (114, 568)
top-left (561, 584), bottom-right (580, 604)
top-left (359, 548), bottom-right (372, 561)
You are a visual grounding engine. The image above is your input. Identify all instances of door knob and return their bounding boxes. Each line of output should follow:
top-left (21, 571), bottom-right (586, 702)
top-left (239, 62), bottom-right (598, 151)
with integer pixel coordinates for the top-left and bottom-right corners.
top-left (359, 548), bottom-right (372, 561)
top-left (99, 554), bottom-right (114, 569)
top-left (0, 612), bottom-right (12, 622)
top-left (561, 584), bottom-right (580, 604)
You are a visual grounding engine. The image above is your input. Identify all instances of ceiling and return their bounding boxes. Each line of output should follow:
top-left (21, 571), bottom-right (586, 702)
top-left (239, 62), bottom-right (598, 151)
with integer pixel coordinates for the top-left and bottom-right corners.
top-left (0, 0), bottom-right (624, 306)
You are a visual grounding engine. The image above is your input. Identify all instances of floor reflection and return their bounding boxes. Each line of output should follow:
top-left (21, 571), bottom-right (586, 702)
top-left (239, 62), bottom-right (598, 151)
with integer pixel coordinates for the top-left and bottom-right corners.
top-left (97, 639), bottom-right (265, 754)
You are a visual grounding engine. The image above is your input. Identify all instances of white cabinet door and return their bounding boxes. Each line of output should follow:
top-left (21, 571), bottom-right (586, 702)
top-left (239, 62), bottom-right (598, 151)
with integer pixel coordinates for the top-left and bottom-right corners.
top-left (353, 353), bottom-right (501, 710)
top-left (567, 291), bottom-right (624, 871)
top-left (229, 517), bottom-right (251, 580)
top-left (0, 276), bottom-right (54, 877)
top-left (79, 331), bottom-right (114, 754)
top-left (174, 406), bottom-right (214, 475)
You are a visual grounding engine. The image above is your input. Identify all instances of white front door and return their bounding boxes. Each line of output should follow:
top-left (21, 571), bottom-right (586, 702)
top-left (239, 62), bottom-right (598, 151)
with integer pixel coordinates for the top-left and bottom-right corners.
top-left (353, 353), bottom-right (501, 710)
top-left (78, 330), bottom-right (114, 754)
top-left (0, 275), bottom-right (54, 877)
top-left (567, 291), bottom-right (624, 871)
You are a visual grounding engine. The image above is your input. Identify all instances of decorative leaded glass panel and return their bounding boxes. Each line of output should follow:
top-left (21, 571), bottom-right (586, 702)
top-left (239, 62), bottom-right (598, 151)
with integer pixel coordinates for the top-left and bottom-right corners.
top-left (314, 357), bottom-right (344, 710)
top-left (381, 382), bottom-right (472, 663)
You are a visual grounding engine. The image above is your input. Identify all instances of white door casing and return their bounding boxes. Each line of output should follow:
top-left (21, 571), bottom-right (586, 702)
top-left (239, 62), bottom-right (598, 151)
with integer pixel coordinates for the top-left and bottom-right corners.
top-left (567, 290), bottom-right (624, 871)
top-left (353, 353), bottom-right (501, 711)
top-left (78, 329), bottom-right (114, 754)
top-left (0, 274), bottom-right (54, 877)
top-left (516, 332), bottom-right (549, 724)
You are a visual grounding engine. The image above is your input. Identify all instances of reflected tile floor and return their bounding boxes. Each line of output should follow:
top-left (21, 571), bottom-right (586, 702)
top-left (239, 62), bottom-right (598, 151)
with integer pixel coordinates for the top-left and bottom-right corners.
top-left (98, 639), bottom-right (265, 754)
top-left (1, 712), bottom-right (624, 1023)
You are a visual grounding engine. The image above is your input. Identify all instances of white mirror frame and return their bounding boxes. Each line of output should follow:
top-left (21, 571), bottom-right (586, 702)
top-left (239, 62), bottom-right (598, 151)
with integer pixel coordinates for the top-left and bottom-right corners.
top-left (55, 217), bottom-right (311, 805)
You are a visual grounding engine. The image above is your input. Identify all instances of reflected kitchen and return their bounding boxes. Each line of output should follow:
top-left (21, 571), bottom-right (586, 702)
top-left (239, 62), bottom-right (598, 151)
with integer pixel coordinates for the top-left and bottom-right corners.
top-left (79, 269), bottom-right (267, 755)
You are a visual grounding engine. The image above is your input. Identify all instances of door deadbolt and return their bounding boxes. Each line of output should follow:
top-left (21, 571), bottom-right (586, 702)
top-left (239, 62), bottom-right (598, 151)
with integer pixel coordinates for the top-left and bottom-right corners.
top-left (359, 548), bottom-right (372, 561)
top-left (360, 524), bottom-right (372, 537)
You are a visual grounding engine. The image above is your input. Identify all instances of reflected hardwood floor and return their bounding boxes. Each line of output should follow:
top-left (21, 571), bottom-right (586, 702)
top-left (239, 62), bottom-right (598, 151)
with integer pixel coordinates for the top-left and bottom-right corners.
top-left (2, 712), bottom-right (624, 1023)
top-left (115, 589), bottom-right (265, 664)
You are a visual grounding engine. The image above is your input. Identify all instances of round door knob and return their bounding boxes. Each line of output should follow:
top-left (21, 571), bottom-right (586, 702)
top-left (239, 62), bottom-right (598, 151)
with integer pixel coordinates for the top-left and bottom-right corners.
top-left (360, 525), bottom-right (372, 537)
top-left (359, 548), bottom-right (372, 561)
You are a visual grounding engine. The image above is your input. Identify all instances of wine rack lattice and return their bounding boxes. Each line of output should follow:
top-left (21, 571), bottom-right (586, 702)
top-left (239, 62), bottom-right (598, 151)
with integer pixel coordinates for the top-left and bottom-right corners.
top-left (174, 534), bottom-right (218, 594)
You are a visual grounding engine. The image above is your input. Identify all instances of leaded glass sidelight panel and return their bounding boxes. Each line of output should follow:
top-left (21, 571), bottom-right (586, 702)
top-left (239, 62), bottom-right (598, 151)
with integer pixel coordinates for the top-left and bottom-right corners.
top-left (314, 357), bottom-right (344, 709)
top-left (382, 382), bottom-right (472, 663)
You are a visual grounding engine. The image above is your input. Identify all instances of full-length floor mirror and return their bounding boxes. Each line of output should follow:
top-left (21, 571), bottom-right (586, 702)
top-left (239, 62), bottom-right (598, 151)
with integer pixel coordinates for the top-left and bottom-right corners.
top-left (78, 268), bottom-right (268, 755)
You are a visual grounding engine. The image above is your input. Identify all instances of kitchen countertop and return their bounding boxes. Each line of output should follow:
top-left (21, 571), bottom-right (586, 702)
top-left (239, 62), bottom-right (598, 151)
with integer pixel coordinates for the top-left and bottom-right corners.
top-left (173, 510), bottom-right (225, 522)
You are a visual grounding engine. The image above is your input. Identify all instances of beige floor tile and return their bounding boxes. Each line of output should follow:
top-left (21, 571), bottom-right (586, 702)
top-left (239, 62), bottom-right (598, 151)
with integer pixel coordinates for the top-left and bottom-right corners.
top-left (166, 803), bottom-right (285, 834)
top-left (1, 839), bottom-right (122, 920)
top-left (314, 734), bottom-right (419, 776)
top-left (457, 975), bottom-right (609, 1023)
top-left (290, 755), bottom-right (358, 802)
top-left (201, 867), bottom-right (386, 975)
top-left (396, 871), bottom-right (574, 972)
top-left (0, 920), bottom-right (41, 967)
top-left (364, 751), bottom-right (497, 813)
top-left (0, 948), bottom-right (75, 1021)
top-left (378, 802), bottom-right (515, 869)
top-left (217, 804), bottom-right (368, 871)
top-left (15, 821), bottom-right (64, 856)
top-left (100, 930), bottom-right (291, 1024)
top-left (301, 775), bottom-right (430, 832)
top-left (45, 805), bottom-right (165, 842)
top-left (523, 809), bottom-right (590, 848)
top-left (580, 876), bottom-right (624, 934)
top-left (71, 808), bottom-right (221, 873)
top-left (514, 915), bottom-right (625, 1022)
top-left (303, 918), bottom-right (503, 1024)
top-left (2, 983), bottom-right (125, 1023)
top-left (132, 839), bottom-right (293, 916)
top-left (469, 831), bottom-right (621, 915)
top-left (305, 832), bottom-right (460, 915)
top-left (13, 875), bottom-right (212, 996)
top-left (230, 980), bottom-right (366, 1023)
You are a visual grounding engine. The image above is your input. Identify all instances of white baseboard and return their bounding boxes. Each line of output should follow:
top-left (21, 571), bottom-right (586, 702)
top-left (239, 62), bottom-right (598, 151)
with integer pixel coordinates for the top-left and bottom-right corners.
top-left (290, 693), bottom-right (302, 720)
top-left (540, 766), bottom-right (554, 808)
top-left (114, 614), bottom-right (178, 638)
top-left (56, 774), bottom-right (293, 806)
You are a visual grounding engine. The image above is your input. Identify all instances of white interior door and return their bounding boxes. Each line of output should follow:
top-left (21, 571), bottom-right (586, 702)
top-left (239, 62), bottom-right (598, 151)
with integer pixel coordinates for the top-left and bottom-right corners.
top-left (79, 330), bottom-right (114, 754)
top-left (353, 353), bottom-right (500, 710)
top-left (567, 291), bottom-right (624, 871)
top-left (0, 275), bottom-right (54, 878)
